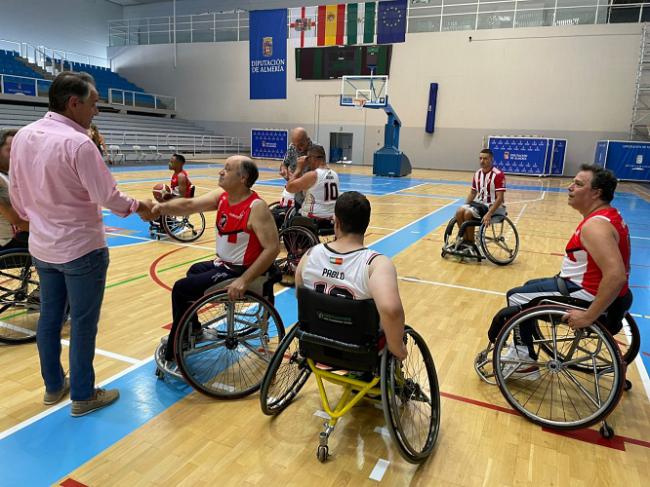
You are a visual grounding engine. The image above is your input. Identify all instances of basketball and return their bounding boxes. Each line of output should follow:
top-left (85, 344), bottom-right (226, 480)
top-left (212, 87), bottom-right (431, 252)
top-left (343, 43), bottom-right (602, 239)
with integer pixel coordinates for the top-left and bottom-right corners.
top-left (152, 183), bottom-right (172, 202)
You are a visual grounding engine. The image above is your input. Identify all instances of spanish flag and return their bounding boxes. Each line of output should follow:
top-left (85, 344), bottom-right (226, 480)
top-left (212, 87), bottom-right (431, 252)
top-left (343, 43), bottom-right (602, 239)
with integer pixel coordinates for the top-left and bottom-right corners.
top-left (317, 4), bottom-right (346, 46)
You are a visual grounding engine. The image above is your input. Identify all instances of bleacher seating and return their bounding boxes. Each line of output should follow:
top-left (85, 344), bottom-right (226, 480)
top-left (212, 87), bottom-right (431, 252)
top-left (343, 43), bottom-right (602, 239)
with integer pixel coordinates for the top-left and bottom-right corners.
top-left (64, 61), bottom-right (151, 105)
top-left (0, 50), bottom-right (46, 97)
top-left (0, 102), bottom-right (250, 164)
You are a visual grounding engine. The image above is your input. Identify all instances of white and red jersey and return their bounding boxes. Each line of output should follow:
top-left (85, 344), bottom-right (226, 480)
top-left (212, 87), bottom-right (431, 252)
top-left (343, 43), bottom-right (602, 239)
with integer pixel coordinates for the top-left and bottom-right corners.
top-left (301, 243), bottom-right (381, 300)
top-left (300, 167), bottom-right (339, 219)
top-left (170, 170), bottom-right (192, 198)
top-left (280, 186), bottom-right (295, 208)
top-left (559, 207), bottom-right (631, 297)
top-left (215, 192), bottom-right (263, 267)
top-left (471, 167), bottom-right (506, 204)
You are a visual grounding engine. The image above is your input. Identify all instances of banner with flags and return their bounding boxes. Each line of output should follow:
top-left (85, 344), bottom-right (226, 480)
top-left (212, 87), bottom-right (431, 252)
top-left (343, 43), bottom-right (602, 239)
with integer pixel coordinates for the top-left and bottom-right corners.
top-left (377, 0), bottom-right (407, 44)
top-left (317, 4), bottom-right (345, 46)
top-left (346, 2), bottom-right (377, 45)
top-left (289, 6), bottom-right (317, 48)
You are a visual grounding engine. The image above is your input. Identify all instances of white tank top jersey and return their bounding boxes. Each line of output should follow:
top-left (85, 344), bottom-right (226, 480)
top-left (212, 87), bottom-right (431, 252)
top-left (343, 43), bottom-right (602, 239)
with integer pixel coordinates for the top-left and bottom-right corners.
top-left (300, 167), bottom-right (339, 218)
top-left (301, 243), bottom-right (382, 300)
top-left (0, 172), bottom-right (15, 245)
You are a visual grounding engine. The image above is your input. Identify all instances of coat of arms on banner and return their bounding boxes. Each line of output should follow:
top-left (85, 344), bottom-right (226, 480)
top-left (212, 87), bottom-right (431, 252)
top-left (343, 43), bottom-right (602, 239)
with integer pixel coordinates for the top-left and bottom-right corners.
top-left (263, 37), bottom-right (273, 57)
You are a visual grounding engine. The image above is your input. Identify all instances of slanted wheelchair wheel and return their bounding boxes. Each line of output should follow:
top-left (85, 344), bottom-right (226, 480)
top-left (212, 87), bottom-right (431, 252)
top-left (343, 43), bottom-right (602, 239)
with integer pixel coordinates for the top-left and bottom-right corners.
top-left (277, 226), bottom-right (319, 286)
top-left (0, 250), bottom-right (39, 344)
top-left (479, 216), bottom-right (519, 265)
top-left (380, 327), bottom-right (440, 464)
top-left (442, 217), bottom-right (458, 251)
top-left (494, 305), bottom-right (624, 430)
top-left (260, 325), bottom-right (312, 415)
top-left (174, 289), bottom-right (285, 399)
top-left (162, 213), bottom-right (206, 242)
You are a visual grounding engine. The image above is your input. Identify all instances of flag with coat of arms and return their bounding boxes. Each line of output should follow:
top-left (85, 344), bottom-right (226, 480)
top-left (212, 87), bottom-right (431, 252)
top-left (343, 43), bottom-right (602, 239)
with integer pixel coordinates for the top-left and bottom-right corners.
top-left (289, 6), bottom-right (318, 47)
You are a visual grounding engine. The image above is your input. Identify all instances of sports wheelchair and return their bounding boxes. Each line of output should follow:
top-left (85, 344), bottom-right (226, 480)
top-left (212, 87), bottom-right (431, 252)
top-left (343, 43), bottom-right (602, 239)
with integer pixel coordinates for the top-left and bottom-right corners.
top-left (271, 204), bottom-right (335, 286)
top-left (0, 249), bottom-right (40, 344)
top-left (474, 296), bottom-right (640, 438)
top-left (259, 288), bottom-right (441, 463)
top-left (441, 211), bottom-right (519, 265)
top-left (149, 185), bottom-right (206, 243)
top-left (154, 267), bottom-right (285, 398)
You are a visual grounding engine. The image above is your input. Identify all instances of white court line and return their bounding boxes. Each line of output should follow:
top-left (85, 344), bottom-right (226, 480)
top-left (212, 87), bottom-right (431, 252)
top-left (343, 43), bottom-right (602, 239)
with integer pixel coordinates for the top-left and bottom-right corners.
top-left (60, 339), bottom-right (140, 365)
top-left (508, 191), bottom-right (546, 205)
top-left (631, 236), bottom-right (650, 241)
top-left (513, 204), bottom-right (528, 225)
top-left (373, 426), bottom-right (390, 437)
top-left (0, 321), bottom-right (34, 335)
top-left (313, 410), bottom-right (331, 420)
top-left (633, 353), bottom-right (650, 402)
top-left (380, 182), bottom-right (429, 197)
top-left (105, 232), bottom-right (215, 252)
top-left (388, 192), bottom-right (459, 201)
top-left (0, 356), bottom-right (154, 441)
top-left (398, 276), bottom-right (506, 296)
top-left (369, 459), bottom-right (390, 482)
top-left (368, 226), bottom-right (399, 232)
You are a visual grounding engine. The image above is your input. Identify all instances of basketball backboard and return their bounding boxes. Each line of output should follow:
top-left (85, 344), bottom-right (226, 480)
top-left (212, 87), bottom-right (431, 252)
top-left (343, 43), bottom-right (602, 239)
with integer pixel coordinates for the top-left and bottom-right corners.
top-left (340, 75), bottom-right (388, 108)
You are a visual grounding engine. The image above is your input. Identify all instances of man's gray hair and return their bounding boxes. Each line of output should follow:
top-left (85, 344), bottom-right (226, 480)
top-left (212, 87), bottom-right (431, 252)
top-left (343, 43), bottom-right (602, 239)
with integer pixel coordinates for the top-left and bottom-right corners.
top-left (48, 71), bottom-right (96, 113)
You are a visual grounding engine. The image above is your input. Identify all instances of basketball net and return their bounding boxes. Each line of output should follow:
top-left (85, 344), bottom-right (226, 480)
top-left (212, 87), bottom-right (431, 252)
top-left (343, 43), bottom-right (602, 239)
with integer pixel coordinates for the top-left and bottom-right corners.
top-left (352, 98), bottom-right (366, 110)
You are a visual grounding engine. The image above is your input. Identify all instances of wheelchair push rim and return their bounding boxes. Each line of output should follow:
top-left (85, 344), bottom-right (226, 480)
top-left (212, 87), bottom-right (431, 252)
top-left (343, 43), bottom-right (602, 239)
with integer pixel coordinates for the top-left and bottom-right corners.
top-left (175, 289), bottom-right (285, 399)
top-left (380, 327), bottom-right (441, 463)
top-left (493, 305), bottom-right (624, 430)
top-left (479, 216), bottom-right (519, 266)
top-left (0, 250), bottom-right (39, 344)
top-left (277, 226), bottom-right (319, 285)
top-left (162, 212), bottom-right (206, 243)
top-left (259, 325), bottom-right (312, 415)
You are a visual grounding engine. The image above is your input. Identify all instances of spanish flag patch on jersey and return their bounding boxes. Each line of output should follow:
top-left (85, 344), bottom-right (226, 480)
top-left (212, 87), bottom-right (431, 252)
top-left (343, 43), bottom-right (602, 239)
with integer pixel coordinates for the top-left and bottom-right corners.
top-left (329, 257), bottom-right (343, 265)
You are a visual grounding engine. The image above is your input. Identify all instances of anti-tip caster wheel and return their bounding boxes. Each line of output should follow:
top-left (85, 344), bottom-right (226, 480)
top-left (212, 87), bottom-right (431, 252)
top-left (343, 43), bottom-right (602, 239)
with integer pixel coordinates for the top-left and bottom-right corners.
top-left (624, 379), bottom-right (632, 391)
top-left (599, 424), bottom-right (615, 439)
top-left (316, 445), bottom-right (329, 463)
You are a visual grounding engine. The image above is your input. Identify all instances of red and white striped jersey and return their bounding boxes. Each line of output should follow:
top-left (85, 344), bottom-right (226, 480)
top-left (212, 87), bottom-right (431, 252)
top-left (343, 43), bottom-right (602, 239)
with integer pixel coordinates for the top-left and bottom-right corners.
top-left (301, 243), bottom-right (381, 300)
top-left (559, 207), bottom-right (631, 297)
top-left (215, 192), bottom-right (263, 267)
top-left (471, 167), bottom-right (506, 204)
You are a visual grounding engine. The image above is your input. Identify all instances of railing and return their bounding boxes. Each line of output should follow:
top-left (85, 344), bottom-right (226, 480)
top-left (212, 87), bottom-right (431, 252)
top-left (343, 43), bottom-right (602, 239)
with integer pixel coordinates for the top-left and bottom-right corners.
top-left (0, 74), bottom-right (51, 98)
top-left (102, 130), bottom-right (249, 156)
top-left (108, 2), bottom-right (649, 46)
top-left (108, 88), bottom-right (177, 111)
top-left (1, 39), bottom-right (109, 68)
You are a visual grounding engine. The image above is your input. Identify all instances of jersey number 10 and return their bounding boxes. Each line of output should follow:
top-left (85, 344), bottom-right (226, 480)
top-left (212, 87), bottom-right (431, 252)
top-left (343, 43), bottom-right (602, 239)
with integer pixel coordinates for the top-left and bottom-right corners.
top-left (324, 182), bottom-right (338, 202)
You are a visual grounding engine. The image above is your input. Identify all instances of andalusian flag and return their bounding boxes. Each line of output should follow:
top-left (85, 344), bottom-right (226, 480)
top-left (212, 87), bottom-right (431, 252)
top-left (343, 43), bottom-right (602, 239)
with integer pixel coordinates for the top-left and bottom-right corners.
top-left (317, 4), bottom-right (345, 46)
top-left (289, 6), bottom-right (317, 47)
top-left (346, 2), bottom-right (377, 45)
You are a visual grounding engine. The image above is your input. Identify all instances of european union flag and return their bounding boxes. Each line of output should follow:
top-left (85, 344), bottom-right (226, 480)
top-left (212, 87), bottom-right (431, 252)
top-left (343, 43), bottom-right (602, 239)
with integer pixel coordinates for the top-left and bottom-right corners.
top-left (377, 0), bottom-right (407, 44)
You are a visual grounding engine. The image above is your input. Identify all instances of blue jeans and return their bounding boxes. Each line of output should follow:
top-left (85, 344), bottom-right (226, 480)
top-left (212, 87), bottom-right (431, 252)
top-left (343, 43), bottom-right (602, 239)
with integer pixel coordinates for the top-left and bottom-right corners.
top-left (34, 248), bottom-right (109, 401)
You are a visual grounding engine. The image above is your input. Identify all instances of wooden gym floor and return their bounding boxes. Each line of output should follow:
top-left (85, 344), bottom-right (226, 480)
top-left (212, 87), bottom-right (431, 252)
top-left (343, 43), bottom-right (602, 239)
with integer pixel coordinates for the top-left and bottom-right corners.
top-left (0, 159), bottom-right (648, 486)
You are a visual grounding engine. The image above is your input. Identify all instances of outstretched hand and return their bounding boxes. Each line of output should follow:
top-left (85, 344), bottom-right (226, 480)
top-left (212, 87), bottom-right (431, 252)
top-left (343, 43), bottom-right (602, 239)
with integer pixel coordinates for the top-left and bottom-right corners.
top-left (136, 199), bottom-right (156, 221)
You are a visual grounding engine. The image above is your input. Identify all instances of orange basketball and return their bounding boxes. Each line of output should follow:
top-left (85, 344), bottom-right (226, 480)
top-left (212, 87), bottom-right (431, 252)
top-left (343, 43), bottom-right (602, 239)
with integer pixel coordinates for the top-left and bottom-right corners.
top-left (152, 183), bottom-right (172, 202)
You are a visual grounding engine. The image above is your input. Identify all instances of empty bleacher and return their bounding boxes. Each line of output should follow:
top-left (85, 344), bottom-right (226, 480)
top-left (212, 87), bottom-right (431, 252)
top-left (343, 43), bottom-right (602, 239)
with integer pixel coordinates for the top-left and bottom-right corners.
top-left (0, 102), bottom-right (249, 163)
top-left (0, 50), bottom-right (50, 97)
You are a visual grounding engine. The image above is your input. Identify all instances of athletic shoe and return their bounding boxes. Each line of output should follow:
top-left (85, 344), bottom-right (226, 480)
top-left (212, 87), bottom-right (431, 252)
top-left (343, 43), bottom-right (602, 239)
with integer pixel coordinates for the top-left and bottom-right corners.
top-left (71, 388), bottom-right (120, 417)
top-left (500, 345), bottom-right (540, 381)
top-left (43, 376), bottom-right (70, 405)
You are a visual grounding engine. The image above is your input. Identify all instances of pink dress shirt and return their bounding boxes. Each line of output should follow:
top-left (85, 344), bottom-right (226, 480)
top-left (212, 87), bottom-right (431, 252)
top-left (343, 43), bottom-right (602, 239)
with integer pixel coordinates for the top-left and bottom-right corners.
top-left (9, 112), bottom-right (138, 264)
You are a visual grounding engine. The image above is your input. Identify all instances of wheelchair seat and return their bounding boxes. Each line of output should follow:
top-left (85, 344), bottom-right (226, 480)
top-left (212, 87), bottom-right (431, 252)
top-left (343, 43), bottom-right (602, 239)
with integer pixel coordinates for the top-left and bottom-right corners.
top-left (260, 287), bottom-right (441, 464)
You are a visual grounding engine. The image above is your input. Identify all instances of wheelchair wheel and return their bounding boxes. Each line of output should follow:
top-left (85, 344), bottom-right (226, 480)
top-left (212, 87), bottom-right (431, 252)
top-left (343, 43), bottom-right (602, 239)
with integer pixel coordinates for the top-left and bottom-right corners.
top-left (442, 217), bottom-right (458, 251)
top-left (162, 213), bottom-right (206, 243)
top-left (494, 305), bottom-right (624, 430)
top-left (479, 216), bottom-right (519, 265)
top-left (0, 250), bottom-right (39, 344)
top-left (380, 327), bottom-right (440, 464)
top-left (277, 226), bottom-right (318, 286)
top-left (174, 289), bottom-right (285, 399)
top-left (260, 325), bottom-right (312, 415)
top-left (532, 311), bottom-right (640, 371)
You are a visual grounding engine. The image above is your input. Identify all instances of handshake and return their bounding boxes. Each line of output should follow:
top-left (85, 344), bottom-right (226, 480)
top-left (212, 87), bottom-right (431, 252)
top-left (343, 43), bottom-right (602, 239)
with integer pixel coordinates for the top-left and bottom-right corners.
top-left (135, 199), bottom-right (165, 221)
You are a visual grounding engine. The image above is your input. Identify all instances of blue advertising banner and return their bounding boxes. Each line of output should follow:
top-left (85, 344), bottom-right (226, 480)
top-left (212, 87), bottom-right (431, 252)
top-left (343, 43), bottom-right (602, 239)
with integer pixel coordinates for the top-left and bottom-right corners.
top-left (595, 140), bottom-right (650, 182)
top-left (594, 140), bottom-right (608, 167)
top-left (488, 137), bottom-right (550, 176)
top-left (3, 76), bottom-right (36, 96)
top-left (251, 129), bottom-right (288, 160)
top-left (549, 139), bottom-right (567, 176)
top-left (249, 9), bottom-right (287, 100)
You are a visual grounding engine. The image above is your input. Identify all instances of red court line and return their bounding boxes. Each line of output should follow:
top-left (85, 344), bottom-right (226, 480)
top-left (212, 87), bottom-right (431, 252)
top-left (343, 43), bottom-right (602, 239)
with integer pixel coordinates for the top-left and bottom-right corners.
top-left (440, 391), bottom-right (649, 451)
top-left (60, 479), bottom-right (89, 487)
top-left (643, 351), bottom-right (650, 358)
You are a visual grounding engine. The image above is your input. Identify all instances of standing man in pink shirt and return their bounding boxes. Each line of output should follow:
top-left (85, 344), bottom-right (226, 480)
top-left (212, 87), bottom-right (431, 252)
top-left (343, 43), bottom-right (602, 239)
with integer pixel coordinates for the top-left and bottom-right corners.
top-left (10, 72), bottom-right (154, 416)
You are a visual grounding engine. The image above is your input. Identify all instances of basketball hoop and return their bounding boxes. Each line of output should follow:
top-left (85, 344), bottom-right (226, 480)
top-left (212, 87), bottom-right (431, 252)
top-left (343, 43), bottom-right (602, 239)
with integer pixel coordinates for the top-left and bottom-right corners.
top-left (352, 98), bottom-right (366, 110)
